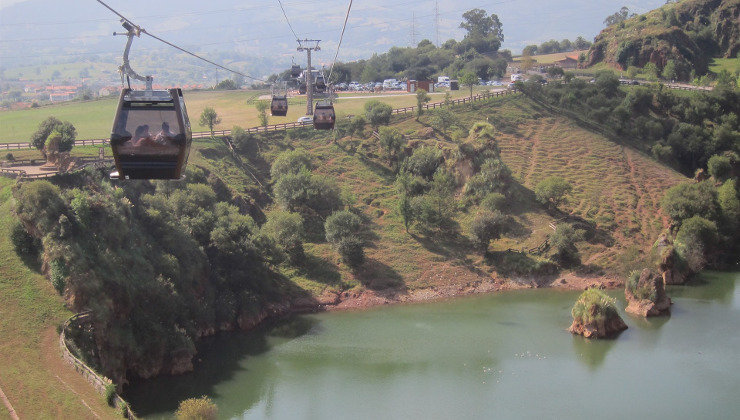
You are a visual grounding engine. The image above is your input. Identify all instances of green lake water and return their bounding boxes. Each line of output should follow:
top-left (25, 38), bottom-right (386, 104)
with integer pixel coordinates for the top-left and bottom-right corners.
top-left (124, 271), bottom-right (740, 419)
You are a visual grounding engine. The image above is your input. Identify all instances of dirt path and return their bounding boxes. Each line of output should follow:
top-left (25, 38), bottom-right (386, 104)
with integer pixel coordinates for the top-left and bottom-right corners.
top-left (0, 381), bottom-right (20, 420)
top-left (40, 327), bottom-right (115, 419)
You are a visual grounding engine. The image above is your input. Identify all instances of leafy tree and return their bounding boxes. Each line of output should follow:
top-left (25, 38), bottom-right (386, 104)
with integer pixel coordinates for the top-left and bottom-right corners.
top-left (10, 220), bottom-right (40, 259)
top-left (270, 149), bottom-right (312, 179)
top-left (403, 146), bottom-right (442, 180)
top-left (30, 116), bottom-right (76, 152)
top-left (262, 210), bottom-right (306, 264)
top-left (325, 210), bottom-right (365, 268)
top-left (535, 176), bottom-right (573, 209)
top-left (364, 100), bottom-right (393, 129)
top-left (707, 154), bottom-right (732, 182)
top-left (522, 45), bottom-right (538, 56)
top-left (255, 100), bottom-right (269, 127)
top-left (214, 79), bottom-right (238, 90)
top-left (459, 71), bottom-right (478, 97)
top-left (231, 126), bottom-right (259, 157)
top-left (398, 193), bottom-right (413, 232)
top-left (470, 210), bottom-right (509, 250)
top-left (378, 126), bottom-right (406, 167)
top-left (675, 215), bottom-right (718, 252)
top-left (465, 157), bottom-right (512, 198)
top-left (661, 181), bottom-right (719, 224)
top-left (348, 115), bottom-right (366, 139)
top-left (199, 107), bottom-right (221, 136)
top-left (176, 396), bottom-right (217, 420)
top-left (481, 192), bottom-right (506, 211)
top-left (551, 223), bottom-right (583, 266)
top-left (325, 210), bottom-right (363, 244)
top-left (430, 108), bottom-right (458, 135)
top-left (574, 36), bottom-right (592, 50)
top-left (14, 180), bottom-right (66, 233)
top-left (460, 8), bottom-right (504, 40)
top-left (546, 66), bottom-right (565, 78)
top-left (717, 179), bottom-right (739, 233)
top-left (274, 170), bottom-right (342, 217)
top-left (604, 6), bottom-right (634, 27)
top-left (416, 89), bottom-right (431, 117)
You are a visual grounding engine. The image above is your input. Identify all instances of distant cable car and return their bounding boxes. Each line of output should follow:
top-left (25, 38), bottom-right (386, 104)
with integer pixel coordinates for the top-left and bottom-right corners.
top-left (110, 88), bottom-right (192, 179)
top-left (271, 95), bottom-right (288, 116)
top-left (313, 100), bottom-right (335, 130)
top-left (290, 65), bottom-right (302, 78)
top-left (315, 74), bottom-right (327, 93)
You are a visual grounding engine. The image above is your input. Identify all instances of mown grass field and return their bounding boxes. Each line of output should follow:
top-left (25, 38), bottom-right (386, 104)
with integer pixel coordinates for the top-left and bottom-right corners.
top-left (0, 177), bottom-right (120, 419)
top-left (512, 50), bottom-right (588, 64)
top-left (0, 87), bottom-right (489, 143)
top-left (709, 57), bottom-right (739, 75)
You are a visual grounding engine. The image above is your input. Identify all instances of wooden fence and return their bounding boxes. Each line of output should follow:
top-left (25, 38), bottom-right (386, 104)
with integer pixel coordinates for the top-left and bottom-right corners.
top-left (60, 312), bottom-right (136, 418)
top-left (1, 89), bottom-right (517, 150)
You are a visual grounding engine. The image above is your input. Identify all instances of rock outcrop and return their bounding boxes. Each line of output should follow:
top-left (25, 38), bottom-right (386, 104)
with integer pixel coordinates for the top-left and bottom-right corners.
top-left (625, 269), bottom-right (672, 317)
top-left (569, 288), bottom-right (628, 338)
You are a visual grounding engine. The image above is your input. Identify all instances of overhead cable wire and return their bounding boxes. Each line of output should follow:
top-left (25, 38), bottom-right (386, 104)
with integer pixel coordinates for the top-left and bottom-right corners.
top-left (275, 0), bottom-right (300, 41)
top-left (94, 0), bottom-right (266, 82)
top-left (327, 0), bottom-right (353, 83)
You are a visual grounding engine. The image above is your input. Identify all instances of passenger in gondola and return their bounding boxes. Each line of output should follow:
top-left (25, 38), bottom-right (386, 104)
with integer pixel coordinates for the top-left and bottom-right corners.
top-left (133, 124), bottom-right (155, 147)
top-left (155, 121), bottom-right (175, 145)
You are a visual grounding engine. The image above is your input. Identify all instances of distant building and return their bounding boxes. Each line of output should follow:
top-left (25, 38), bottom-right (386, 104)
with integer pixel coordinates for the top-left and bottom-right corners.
top-left (98, 86), bottom-right (119, 97)
top-left (407, 80), bottom-right (435, 93)
top-left (49, 92), bottom-right (75, 102)
top-left (553, 55), bottom-right (579, 69)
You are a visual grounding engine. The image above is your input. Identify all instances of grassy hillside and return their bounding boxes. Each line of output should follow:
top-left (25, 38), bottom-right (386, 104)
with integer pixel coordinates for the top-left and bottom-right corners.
top-left (0, 87), bottom-right (488, 143)
top-left (0, 177), bottom-right (120, 419)
top-left (0, 92), bottom-right (688, 414)
top-left (194, 95), bottom-right (686, 294)
top-left (587, 0), bottom-right (739, 79)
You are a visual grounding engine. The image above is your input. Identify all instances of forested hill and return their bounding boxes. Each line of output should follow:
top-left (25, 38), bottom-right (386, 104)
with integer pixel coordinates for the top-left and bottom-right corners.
top-left (587, 0), bottom-right (739, 80)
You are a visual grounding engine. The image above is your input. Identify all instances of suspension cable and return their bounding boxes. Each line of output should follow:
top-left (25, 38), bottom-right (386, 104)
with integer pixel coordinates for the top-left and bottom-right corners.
top-left (275, 0), bottom-right (299, 42)
top-left (95, 0), bottom-right (267, 82)
top-left (327, 0), bottom-right (353, 83)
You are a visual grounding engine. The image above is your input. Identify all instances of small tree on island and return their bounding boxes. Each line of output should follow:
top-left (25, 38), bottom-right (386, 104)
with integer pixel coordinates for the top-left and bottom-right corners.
top-left (199, 107), bottom-right (221, 136)
top-left (416, 89), bottom-right (431, 117)
top-left (175, 396), bottom-right (217, 420)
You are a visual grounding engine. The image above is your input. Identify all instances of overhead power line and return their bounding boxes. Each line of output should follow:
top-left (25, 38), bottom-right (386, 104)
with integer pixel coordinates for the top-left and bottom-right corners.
top-left (275, 0), bottom-right (300, 41)
top-left (94, 0), bottom-right (266, 82)
top-left (327, 0), bottom-right (353, 82)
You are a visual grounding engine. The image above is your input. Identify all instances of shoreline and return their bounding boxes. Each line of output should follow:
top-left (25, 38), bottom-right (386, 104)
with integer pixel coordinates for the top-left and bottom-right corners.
top-left (303, 271), bottom-right (624, 312)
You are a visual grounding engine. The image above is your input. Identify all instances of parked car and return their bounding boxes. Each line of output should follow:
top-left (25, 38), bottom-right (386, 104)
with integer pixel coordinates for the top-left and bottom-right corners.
top-left (297, 116), bottom-right (313, 124)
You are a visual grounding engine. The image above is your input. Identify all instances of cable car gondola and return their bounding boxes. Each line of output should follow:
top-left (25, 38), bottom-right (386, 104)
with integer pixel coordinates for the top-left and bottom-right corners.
top-left (290, 64), bottom-right (302, 78)
top-left (109, 20), bottom-right (192, 180)
top-left (110, 88), bottom-right (192, 179)
top-left (271, 95), bottom-right (288, 116)
top-left (313, 100), bottom-right (335, 130)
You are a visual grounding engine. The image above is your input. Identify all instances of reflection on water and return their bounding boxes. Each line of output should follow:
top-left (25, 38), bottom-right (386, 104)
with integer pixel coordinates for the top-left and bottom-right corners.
top-left (125, 272), bottom-right (739, 419)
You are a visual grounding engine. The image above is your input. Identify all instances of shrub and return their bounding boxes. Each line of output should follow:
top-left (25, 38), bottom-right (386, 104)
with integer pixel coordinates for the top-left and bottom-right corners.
top-left (661, 181), bottom-right (719, 224)
top-left (626, 270), bottom-right (657, 301)
top-left (481, 192), bottom-right (506, 211)
top-left (5, 152), bottom-right (14, 161)
top-left (550, 224), bottom-right (583, 266)
top-left (364, 100), bottom-right (392, 128)
top-left (270, 149), bottom-right (312, 179)
top-left (274, 170), bottom-right (342, 217)
top-left (535, 176), bottom-right (572, 208)
top-left (10, 220), bottom-right (40, 258)
top-left (337, 237), bottom-right (365, 268)
top-left (378, 126), bottom-right (406, 165)
top-left (675, 215), bottom-right (718, 253)
top-left (262, 210), bottom-right (306, 264)
top-left (232, 126), bottom-right (259, 157)
top-left (31, 116), bottom-right (76, 151)
top-left (571, 288), bottom-right (619, 324)
top-left (50, 258), bottom-right (68, 295)
top-left (707, 154), bottom-right (732, 182)
top-left (104, 383), bottom-right (116, 407)
top-left (465, 157), bottom-right (512, 198)
top-left (324, 210), bottom-right (362, 244)
top-left (718, 179), bottom-right (739, 231)
top-left (175, 396), bottom-right (217, 420)
top-left (470, 210), bottom-right (509, 249)
top-left (403, 146), bottom-right (442, 180)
